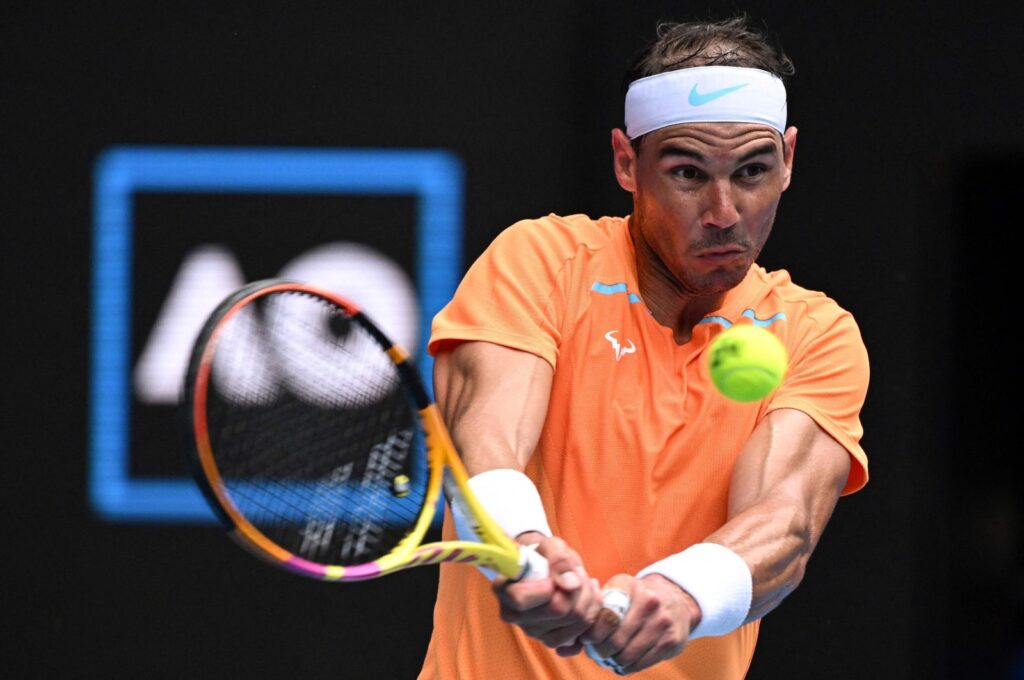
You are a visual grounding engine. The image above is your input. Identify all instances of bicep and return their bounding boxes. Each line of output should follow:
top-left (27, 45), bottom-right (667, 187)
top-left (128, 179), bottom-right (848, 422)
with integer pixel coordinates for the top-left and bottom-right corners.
top-left (433, 341), bottom-right (554, 475)
top-left (727, 408), bottom-right (850, 543)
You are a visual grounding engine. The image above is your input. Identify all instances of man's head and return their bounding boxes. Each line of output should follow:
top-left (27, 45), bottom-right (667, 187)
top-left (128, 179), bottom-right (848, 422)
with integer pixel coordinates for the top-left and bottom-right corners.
top-left (612, 16), bottom-right (798, 302)
top-left (623, 16), bottom-right (794, 100)
top-left (623, 16), bottom-right (794, 152)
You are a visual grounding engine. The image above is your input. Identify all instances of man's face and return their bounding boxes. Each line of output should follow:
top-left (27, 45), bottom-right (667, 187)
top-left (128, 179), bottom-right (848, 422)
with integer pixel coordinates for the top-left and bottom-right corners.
top-left (613, 122), bottom-right (797, 297)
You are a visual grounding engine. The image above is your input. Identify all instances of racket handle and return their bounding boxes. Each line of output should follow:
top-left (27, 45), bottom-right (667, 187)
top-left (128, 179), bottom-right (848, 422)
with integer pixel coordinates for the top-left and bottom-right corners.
top-left (517, 543), bottom-right (550, 580)
top-left (585, 641), bottom-right (627, 676)
top-left (516, 546), bottom-right (627, 675)
top-left (584, 589), bottom-right (632, 675)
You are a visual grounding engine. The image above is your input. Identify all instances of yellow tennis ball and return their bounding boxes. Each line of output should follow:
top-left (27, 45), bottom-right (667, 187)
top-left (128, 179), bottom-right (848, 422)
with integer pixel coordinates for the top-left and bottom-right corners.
top-left (392, 474), bottom-right (411, 497)
top-left (708, 325), bottom-right (788, 402)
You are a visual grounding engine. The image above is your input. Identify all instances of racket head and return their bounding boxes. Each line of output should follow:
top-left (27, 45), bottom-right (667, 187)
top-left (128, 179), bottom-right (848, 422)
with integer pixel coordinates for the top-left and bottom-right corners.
top-left (182, 279), bottom-right (451, 581)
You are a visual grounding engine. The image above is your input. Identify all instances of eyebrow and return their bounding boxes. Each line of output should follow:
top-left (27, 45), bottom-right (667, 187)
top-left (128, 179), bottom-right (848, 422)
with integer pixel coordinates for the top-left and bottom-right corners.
top-left (658, 143), bottom-right (779, 164)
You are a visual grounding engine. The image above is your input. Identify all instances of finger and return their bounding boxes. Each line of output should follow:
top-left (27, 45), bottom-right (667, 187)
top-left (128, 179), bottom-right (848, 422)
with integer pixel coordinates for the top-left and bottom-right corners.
top-left (495, 576), bottom-right (555, 616)
top-left (499, 571), bottom-right (594, 627)
top-left (553, 566), bottom-right (583, 591)
top-left (538, 541), bottom-right (590, 597)
top-left (587, 576), bottom-right (640, 659)
top-left (583, 588), bottom-right (631, 644)
top-left (546, 565), bottom-right (603, 617)
top-left (630, 639), bottom-right (686, 675)
top-left (619, 629), bottom-right (688, 676)
top-left (615, 634), bottom-right (659, 674)
top-left (583, 586), bottom-right (634, 674)
top-left (530, 619), bottom-right (593, 649)
top-left (604, 580), bottom-right (687, 674)
top-left (535, 537), bottom-right (584, 574)
top-left (522, 571), bottom-right (602, 629)
top-left (555, 639), bottom-right (583, 657)
top-left (584, 644), bottom-right (628, 676)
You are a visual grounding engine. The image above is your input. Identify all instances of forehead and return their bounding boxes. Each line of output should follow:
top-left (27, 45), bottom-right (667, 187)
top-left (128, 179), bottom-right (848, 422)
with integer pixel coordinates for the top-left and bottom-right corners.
top-left (643, 122), bottom-right (782, 156)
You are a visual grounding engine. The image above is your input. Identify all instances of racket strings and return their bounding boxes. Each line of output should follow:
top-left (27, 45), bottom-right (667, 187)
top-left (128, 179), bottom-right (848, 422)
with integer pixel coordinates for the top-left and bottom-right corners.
top-left (204, 290), bottom-right (428, 566)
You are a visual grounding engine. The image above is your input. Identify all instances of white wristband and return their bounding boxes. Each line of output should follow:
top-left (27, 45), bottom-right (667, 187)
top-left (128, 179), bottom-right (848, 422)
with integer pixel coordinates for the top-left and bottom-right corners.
top-left (451, 467), bottom-right (551, 537)
top-left (636, 543), bottom-right (752, 639)
top-left (450, 469), bottom-right (551, 581)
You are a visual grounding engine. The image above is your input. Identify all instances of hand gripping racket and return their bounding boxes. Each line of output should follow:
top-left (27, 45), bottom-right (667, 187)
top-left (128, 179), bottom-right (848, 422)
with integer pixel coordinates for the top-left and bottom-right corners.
top-left (182, 279), bottom-right (548, 582)
top-left (183, 279), bottom-right (626, 673)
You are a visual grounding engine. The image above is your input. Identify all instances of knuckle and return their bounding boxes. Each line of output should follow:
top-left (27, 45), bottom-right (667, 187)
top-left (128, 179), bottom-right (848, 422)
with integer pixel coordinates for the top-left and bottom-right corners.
top-left (593, 634), bottom-right (620, 658)
top-left (543, 536), bottom-right (567, 552)
top-left (616, 648), bottom-right (639, 669)
top-left (538, 631), bottom-right (572, 649)
top-left (654, 633), bottom-right (686, 660)
top-left (652, 611), bottom-right (673, 631)
top-left (636, 594), bottom-right (660, 616)
top-left (547, 597), bottom-right (573, 619)
top-left (556, 633), bottom-right (582, 648)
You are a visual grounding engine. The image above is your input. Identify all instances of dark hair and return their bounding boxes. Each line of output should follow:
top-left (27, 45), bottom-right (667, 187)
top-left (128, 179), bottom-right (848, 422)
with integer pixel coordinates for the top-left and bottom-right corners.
top-left (623, 15), bottom-right (794, 147)
top-left (624, 15), bottom-right (794, 94)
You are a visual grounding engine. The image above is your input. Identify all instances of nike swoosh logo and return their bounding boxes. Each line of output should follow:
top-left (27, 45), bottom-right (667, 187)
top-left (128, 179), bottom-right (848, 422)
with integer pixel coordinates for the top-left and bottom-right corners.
top-left (688, 83), bottom-right (748, 106)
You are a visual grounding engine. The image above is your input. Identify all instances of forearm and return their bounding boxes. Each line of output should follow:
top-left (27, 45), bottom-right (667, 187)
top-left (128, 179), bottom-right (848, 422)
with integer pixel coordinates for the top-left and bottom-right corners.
top-left (636, 409), bottom-right (850, 634)
top-left (709, 408), bottom-right (850, 622)
top-left (435, 342), bottom-right (558, 545)
top-left (704, 492), bottom-right (819, 621)
top-left (434, 341), bottom-right (553, 474)
top-left (434, 346), bottom-right (600, 647)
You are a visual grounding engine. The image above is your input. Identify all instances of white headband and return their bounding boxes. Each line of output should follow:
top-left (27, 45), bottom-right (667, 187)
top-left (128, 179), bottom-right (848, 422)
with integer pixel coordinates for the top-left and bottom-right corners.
top-left (624, 66), bottom-right (787, 139)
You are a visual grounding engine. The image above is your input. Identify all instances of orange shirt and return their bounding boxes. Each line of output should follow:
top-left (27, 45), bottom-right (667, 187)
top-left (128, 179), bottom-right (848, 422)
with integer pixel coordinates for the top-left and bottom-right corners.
top-left (421, 214), bottom-right (869, 680)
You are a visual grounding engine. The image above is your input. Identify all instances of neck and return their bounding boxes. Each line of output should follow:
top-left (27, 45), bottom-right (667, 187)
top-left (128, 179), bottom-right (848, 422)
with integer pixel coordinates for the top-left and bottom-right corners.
top-left (632, 238), bottom-right (727, 345)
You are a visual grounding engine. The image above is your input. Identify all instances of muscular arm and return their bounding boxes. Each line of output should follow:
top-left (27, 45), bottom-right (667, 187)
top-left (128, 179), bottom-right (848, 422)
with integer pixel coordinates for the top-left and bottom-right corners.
top-left (709, 407), bottom-right (851, 622)
top-left (586, 407), bottom-right (851, 672)
top-left (434, 340), bottom-right (603, 650)
top-left (433, 341), bottom-right (552, 475)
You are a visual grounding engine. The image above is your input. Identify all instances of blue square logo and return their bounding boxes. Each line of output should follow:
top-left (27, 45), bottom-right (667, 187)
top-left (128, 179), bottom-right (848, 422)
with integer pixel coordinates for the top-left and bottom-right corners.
top-left (90, 146), bottom-right (463, 522)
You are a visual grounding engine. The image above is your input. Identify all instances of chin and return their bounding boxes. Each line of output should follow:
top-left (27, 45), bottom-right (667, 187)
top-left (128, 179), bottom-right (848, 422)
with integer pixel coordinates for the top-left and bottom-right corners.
top-left (693, 266), bottom-right (748, 294)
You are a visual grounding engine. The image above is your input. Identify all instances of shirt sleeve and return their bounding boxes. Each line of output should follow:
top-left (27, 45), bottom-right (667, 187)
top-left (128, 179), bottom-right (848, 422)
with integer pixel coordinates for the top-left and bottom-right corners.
top-left (767, 307), bottom-right (871, 495)
top-left (428, 217), bottom-right (574, 369)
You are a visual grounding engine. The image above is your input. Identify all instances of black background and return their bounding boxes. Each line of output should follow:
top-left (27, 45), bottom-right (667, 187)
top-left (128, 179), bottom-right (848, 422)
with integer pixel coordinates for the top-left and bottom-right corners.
top-left (7, 2), bottom-right (1023, 678)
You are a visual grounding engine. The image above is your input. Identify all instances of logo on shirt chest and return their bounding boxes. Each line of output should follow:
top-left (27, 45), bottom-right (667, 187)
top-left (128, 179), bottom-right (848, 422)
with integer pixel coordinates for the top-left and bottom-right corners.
top-left (604, 330), bottom-right (636, 361)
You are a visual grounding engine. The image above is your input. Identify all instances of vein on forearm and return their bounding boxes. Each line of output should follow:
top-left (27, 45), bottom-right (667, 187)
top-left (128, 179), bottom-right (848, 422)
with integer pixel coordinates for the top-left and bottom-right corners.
top-left (435, 342), bottom-right (553, 475)
top-left (706, 409), bottom-right (848, 622)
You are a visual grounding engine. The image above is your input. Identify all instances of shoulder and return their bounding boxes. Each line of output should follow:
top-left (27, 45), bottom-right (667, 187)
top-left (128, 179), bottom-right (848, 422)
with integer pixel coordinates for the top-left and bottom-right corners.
top-left (490, 213), bottom-right (624, 260)
top-left (743, 266), bottom-right (868, 371)
top-left (751, 268), bottom-right (871, 494)
top-left (750, 266), bottom-right (861, 334)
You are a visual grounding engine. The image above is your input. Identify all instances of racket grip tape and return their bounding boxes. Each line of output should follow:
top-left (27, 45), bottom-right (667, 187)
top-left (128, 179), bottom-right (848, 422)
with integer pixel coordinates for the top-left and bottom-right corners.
top-left (517, 543), bottom-right (550, 580)
top-left (584, 589), bottom-right (632, 675)
top-left (516, 549), bottom-right (629, 675)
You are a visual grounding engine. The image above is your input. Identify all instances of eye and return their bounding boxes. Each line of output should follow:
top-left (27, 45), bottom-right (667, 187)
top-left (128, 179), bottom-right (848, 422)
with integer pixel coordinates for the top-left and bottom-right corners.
top-left (737, 164), bottom-right (768, 179)
top-left (673, 166), bottom-right (704, 180)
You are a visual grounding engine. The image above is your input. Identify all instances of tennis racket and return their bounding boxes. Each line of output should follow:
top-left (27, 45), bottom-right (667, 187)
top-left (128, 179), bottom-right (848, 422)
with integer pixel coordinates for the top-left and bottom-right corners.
top-left (181, 278), bottom-right (548, 582)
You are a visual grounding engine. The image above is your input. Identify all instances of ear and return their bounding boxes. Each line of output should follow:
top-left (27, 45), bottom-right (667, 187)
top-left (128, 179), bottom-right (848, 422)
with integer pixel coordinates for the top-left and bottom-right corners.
top-left (611, 128), bottom-right (638, 193)
top-left (781, 126), bottom-right (798, 191)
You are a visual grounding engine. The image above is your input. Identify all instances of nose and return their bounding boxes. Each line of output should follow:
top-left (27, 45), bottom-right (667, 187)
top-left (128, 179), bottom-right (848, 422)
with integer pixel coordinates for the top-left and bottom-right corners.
top-left (701, 180), bottom-right (740, 229)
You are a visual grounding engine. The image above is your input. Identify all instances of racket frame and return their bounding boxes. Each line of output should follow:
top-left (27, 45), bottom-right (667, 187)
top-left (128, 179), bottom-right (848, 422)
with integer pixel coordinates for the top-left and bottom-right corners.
top-left (184, 280), bottom-right (528, 582)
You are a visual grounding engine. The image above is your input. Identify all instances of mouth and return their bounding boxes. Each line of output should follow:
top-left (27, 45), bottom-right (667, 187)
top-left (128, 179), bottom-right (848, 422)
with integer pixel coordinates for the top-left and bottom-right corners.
top-left (696, 245), bottom-right (746, 264)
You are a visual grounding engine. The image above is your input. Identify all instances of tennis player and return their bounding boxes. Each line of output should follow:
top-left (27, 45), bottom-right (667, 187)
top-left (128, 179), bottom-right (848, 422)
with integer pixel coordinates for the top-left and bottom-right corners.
top-left (419, 16), bottom-right (869, 679)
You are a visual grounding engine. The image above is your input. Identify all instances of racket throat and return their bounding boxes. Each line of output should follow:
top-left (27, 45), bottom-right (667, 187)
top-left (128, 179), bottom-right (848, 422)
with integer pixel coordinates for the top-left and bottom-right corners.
top-left (444, 471), bottom-right (485, 543)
